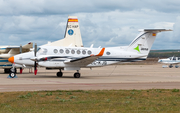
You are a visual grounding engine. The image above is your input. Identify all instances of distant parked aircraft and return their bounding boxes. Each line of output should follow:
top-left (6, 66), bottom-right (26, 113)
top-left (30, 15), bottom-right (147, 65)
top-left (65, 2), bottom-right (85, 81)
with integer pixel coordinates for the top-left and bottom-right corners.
top-left (158, 56), bottom-right (180, 68)
top-left (0, 42), bottom-right (33, 73)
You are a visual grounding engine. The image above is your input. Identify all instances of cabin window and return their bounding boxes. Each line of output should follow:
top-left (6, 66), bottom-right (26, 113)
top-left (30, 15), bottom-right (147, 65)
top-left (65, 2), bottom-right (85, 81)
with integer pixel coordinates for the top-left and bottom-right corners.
top-left (106, 52), bottom-right (111, 55)
top-left (178, 57), bottom-right (180, 60)
top-left (66, 49), bottom-right (70, 54)
top-left (54, 49), bottom-right (58, 54)
top-left (173, 57), bottom-right (176, 60)
top-left (71, 50), bottom-right (75, 54)
top-left (77, 50), bottom-right (81, 54)
top-left (59, 49), bottom-right (64, 53)
top-left (87, 50), bottom-right (92, 55)
top-left (82, 50), bottom-right (86, 55)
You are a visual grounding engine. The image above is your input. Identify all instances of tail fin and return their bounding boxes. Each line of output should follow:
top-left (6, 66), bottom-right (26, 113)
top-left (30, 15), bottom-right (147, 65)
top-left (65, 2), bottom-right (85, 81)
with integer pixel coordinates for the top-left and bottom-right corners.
top-left (63, 16), bottom-right (83, 47)
top-left (44, 16), bottom-right (83, 47)
top-left (127, 29), bottom-right (172, 56)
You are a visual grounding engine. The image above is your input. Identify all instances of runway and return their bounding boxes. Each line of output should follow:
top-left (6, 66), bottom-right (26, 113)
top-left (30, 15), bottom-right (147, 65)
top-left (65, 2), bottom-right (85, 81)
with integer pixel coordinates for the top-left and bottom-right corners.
top-left (0, 64), bottom-right (180, 92)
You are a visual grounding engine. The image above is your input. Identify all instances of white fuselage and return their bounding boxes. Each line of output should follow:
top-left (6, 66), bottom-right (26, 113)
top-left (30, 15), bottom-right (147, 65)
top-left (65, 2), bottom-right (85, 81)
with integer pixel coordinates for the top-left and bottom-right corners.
top-left (13, 45), bottom-right (147, 69)
top-left (158, 57), bottom-right (180, 64)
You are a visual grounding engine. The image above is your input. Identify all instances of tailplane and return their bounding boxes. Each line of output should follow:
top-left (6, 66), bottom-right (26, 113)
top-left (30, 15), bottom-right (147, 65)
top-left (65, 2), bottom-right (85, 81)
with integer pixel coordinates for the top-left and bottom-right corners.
top-left (127, 29), bottom-right (172, 56)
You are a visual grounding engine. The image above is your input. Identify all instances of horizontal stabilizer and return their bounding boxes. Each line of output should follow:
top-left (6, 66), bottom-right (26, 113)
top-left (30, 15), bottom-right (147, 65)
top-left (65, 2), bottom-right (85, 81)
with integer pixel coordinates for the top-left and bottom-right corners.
top-left (139, 29), bottom-right (172, 32)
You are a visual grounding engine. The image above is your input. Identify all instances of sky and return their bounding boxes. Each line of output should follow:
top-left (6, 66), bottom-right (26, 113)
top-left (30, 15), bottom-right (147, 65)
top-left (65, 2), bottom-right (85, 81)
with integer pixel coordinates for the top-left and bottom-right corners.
top-left (0, 0), bottom-right (180, 49)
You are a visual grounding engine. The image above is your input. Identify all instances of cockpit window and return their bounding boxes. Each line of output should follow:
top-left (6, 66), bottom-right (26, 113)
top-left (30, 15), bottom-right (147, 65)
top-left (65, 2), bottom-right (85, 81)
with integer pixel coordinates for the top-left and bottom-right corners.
top-left (37, 47), bottom-right (41, 52)
top-left (38, 48), bottom-right (48, 55)
top-left (173, 57), bottom-right (176, 60)
top-left (169, 57), bottom-right (172, 60)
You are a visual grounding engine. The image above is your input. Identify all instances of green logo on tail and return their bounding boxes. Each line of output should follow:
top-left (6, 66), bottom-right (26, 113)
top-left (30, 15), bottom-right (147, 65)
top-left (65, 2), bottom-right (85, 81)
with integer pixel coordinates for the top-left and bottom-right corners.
top-left (134, 45), bottom-right (140, 53)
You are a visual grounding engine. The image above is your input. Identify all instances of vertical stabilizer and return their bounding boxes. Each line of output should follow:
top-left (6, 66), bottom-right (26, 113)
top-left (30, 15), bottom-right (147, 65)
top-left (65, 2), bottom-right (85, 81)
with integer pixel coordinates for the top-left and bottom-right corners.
top-left (127, 29), bottom-right (172, 56)
top-left (43, 16), bottom-right (83, 47)
top-left (64, 16), bottom-right (83, 47)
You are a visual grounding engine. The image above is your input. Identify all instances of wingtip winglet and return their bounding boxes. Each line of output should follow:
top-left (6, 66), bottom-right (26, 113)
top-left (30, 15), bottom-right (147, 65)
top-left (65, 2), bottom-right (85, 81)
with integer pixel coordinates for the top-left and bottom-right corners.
top-left (96, 48), bottom-right (105, 56)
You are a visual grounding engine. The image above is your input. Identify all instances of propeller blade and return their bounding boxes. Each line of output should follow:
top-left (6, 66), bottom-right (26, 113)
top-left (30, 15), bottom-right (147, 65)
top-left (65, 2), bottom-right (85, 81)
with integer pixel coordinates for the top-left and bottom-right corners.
top-left (20, 44), bottom-right (22, 54)
top-left (34, 43), bottom-right (37, 57)
top-left (20, 67), bottom-right (23, 74)
top-left (34, 43), bottom-right (38, 75)
top-left (19, 44), bottom-right (23, 74)
top-left (34, 61), bottom-right (37, 75)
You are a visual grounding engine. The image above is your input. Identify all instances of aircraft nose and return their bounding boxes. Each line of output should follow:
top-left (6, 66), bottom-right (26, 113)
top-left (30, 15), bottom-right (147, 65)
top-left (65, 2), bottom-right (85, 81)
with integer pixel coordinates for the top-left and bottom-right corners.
top-left (158, 59), bottom-right (162, 62)
top-left (8, 56), bottom-right (14, 63)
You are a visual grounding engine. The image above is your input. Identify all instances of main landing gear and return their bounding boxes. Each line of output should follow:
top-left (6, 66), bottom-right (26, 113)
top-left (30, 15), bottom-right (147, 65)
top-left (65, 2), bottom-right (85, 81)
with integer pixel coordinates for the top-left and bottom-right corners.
top-left (74, 70), bottom-right (81, 78)
top-left (56, 69), bottom-right (81, 78)
top-left (169, 64), bottom-right (173, 68)
top-left (168, 64), bottom-right (179, 68)
top-left (57, 69), bottom-right (63, 77)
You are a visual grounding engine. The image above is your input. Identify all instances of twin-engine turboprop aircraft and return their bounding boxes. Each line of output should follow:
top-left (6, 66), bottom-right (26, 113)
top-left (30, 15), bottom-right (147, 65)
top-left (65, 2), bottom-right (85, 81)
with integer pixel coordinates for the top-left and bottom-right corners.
top-left (8, 29), bottom-right (172, 78)
top-left (158, 56), bottom-right (180, 68)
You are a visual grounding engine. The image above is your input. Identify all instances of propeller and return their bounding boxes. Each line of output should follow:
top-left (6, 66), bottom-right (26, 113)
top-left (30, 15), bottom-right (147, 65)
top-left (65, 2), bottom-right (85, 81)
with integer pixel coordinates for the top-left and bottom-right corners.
top-left (34, 43), bottom-right (37, 75)
top-left (20, 44), bottom-right (23, 74)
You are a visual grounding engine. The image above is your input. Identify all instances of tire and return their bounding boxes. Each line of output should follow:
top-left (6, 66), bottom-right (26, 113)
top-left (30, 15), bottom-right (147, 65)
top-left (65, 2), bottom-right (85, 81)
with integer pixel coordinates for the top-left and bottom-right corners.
top-left (57, 72), bottom-right (63, 77)
top-left (9, 72), bottom-right (16, 78)
top-left (74, 73), bottom-right (80, 78)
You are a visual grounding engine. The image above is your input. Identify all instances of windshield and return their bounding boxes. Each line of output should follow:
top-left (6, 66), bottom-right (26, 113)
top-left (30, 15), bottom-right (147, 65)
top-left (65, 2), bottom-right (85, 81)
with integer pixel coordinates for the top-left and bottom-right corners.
top-left (169, 57), bottom-right (172, 60)
top-left (37, 48), bottom-right (48, 55)
top-left (37, 47), bottom-right (41, 52)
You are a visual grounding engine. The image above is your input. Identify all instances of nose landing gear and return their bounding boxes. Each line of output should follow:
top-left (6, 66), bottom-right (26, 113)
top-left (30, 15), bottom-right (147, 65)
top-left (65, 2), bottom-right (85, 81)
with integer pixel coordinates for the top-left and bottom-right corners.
top-left (8, 67), bottom-right (17, 78)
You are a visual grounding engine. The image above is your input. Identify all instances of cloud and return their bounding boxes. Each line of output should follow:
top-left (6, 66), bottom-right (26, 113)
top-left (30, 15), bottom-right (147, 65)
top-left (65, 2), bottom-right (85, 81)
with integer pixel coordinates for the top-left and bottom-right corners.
top-left (0, 0), bottom-right (179, 50)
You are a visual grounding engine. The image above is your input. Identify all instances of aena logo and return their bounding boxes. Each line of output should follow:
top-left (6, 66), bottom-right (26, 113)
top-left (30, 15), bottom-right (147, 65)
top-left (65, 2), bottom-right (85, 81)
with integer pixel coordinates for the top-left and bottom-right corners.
top-left (134, 45), bottom-right (148, 52)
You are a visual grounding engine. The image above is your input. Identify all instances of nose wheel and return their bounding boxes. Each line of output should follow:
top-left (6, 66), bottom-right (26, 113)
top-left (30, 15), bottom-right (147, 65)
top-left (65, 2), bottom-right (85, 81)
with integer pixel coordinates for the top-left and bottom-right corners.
top-left (8, 67), bottom-right (17, 78)
top-left (9, 72), bottom-right (16, 78)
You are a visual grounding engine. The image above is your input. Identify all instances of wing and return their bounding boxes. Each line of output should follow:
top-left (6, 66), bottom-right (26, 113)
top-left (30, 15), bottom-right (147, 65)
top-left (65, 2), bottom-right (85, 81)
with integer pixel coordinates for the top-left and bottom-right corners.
top-left (8, 42), bottom-right (33, 54)
top-left (64, 48), bottom-right (105, 66)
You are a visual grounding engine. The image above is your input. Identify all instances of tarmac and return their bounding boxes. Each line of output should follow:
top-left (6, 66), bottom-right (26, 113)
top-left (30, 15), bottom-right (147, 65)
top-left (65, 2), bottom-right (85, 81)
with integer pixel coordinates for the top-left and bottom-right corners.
top-left (1, 64), bottom-right (180, 92)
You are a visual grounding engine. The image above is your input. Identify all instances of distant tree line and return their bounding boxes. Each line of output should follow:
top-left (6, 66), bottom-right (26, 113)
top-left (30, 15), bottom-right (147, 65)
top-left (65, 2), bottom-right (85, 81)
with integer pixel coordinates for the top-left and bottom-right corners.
top-left (148, 52), bottom-right (180, 58)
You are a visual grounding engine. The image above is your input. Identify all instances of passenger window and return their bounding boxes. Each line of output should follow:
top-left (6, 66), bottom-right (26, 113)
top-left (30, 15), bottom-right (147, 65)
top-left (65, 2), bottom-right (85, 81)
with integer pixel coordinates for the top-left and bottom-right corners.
top-left (87, 50), bottom-right (92, 55)
top-left (77, 50), bottom-right (81, 54)
top-left (54, 49), bottom-right (58, 54)
top-left (66, 49), bottom-right (70, 54)
top-left (59, 49), bottom-right (64, 53)
top-left (71, 50), bottom-right (75, 54)
top-left (106, 52), bottom-right (111, 55)
top-left (82, 50), bottom-right (86, 55)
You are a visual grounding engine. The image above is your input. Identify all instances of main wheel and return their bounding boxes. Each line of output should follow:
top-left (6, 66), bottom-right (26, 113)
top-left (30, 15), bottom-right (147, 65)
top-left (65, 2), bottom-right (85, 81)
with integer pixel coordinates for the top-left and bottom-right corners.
top-left (175, 65), bottom-right (179, 68)
top-left (9, 72), bottom-right (16, 78)
top-left (57, 72), bottom-right (63, 77)
top-left (74, 73), bottom-right (81, 78)
top-left (169, 65), bottom-right (173, 68)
